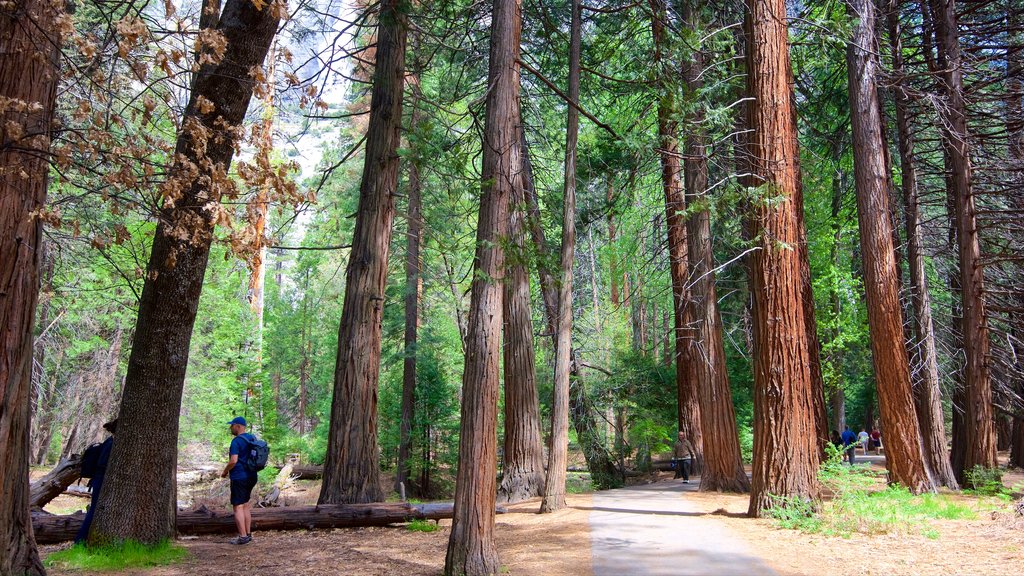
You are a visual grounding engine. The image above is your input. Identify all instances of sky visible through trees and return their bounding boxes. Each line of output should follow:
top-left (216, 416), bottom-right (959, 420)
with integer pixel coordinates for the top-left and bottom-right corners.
top-left (2, 0), bottom-right (1024, 572)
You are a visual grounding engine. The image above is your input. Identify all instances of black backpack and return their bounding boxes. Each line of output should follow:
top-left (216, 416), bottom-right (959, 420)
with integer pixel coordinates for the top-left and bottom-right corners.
top-left (240, 434), bottom-right (270, 474)
top-left (79, 442), bottom-right (105, 479)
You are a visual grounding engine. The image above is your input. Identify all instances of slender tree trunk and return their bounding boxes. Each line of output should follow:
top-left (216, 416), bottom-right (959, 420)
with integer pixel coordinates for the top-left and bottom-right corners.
top-left (0, 0), bottom-right (60, 570)
top-left (90, 0), bottom-right (279, 545)
top-left (444, 0), bottom-right (519, 570)
top-left (397, 74), bottom-right (424, 497)
top-left (650, 0), bottom-right (704, 476)
top-left (540, 0), bottom-right (581, 514)
top-left (930, 0), bottom-right (998, 475)
top-left (676, 0), bottom-right (749, 493)
top-left (498, 111), bottom-right (545, 504)
top-left (846, 0), bottom-right (932, 492)
top-left (744, 0), bottom-right (821, 516)
top-left (827, 162), bottom-right (847, 435)
top-left (886, 0), bottom-right (957, 488)
top-left (320, 0), bottom-right (408, 505)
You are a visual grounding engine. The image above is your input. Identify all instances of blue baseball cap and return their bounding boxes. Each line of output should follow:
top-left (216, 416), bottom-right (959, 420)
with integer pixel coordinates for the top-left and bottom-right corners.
top-left (228, 416), bottom-right (247, 427)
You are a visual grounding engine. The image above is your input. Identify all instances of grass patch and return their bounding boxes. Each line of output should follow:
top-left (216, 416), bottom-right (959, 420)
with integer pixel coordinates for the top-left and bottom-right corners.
top-left (566, 472), bottom-right (593, 494)
top-left (405, 519), bottom-right (438, 533)
top-left (766, 444), bottom-right (979, 538)
top-left (44, 540), bottom-right (188, 572)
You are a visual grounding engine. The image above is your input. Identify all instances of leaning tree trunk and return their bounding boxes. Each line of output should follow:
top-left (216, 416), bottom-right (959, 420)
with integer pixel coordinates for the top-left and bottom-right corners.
top-left (320, 0), bottom-right (408, 505)
top-left (885, 0), bottom-right (957, 488)
top-left (396, 58), bottom-right (424, 498)
top-left (497, 125), bottom-right (545, 504)
top-left (744, 0), bottom-right (821, 516)
top-left (651, 0), bottom-right (703, 476)
top-left (540, 0), bottom-right (580, 514)
top-left (930, 0), bottom-right (998, 476)
top-left (89, 0), bottom-right (280, 545)
top-left (678, 0), bottom-right (749, 493)
top-left (845, 0), bottom-right (932, 492)
top-left (0, 0), bottom-right (60, 571)
top-left (444, 0), bottom-right (519, 571)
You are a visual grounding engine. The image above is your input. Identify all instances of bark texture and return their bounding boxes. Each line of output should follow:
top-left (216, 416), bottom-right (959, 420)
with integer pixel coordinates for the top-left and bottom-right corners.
top-left (885, 0), bottom-right (957, 488)
top-left (930, 0), bottom-right (998, 475)
top-left (541, 0), bottom-right (580, 515)
top-left (89, 0), bottom-right (280, 544)
top-left (680, 1), bottom-right (750, 493)
top-left (29, 456), bottom-right (81, 510)
top-left (0, 0), bottom-right (60, 571)
top-left (846, 0), bottom-right (932, 492)
top-left (443, 0), bottom-right (519, 570)
top-left (744, 0), bottom-right (821, 516)
top-left (320, 0), bottom-right (407, 505)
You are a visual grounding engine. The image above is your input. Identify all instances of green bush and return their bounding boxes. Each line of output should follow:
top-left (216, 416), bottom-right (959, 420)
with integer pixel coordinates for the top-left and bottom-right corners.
top-left (45, 540), bottom-right (188, 572)
top-left (964, 465), bottom-right (1006, 496)
top-left (406, 519), bottom-right (438, 533)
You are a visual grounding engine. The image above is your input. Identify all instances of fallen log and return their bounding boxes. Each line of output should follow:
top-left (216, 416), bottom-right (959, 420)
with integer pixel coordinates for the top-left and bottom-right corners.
top-left (291, 464), bottom-right (323, 480)
top-left (63, 485), bottom-right (92, 499)
top-left (30, 456), bottom-right (82, 510)
top-left (33, 502), bottom-right (503, 544)
top-left (258, 458), bottom-right (297, 507)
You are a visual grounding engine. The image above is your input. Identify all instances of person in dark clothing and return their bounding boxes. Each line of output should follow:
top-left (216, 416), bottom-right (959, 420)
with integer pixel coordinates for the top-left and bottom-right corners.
top-left (74, 419), bottom-right (117, 544)
top-left (221, 416), bottom-right (257, 545)
top-left (831, 429), bottom-right (843, 450)
top-left (672, 432), bottom-right (696, 483)
top-left (840, 425), bottom-right (858, 465)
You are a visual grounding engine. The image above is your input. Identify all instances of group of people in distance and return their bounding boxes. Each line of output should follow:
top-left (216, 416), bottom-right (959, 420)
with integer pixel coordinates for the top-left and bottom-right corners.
top-left (73, 416), bottom-right (263, 546)
top-left (835, 425), bottom-right (883, 465)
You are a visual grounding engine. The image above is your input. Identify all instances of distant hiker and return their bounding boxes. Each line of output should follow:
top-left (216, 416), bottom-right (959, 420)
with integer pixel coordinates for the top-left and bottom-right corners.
top-left (672, 432), bottom-right (696, 483)
top-left (221, 416), bottom-right (268, 545)
top-left (858, 428), bottom-right (870, 454)
top-left (75, 419), bottom-right (117, 544)
top-left (870, 428), bottom-right (882, 454)
top-left (841, 426), bottom-right (858, 465)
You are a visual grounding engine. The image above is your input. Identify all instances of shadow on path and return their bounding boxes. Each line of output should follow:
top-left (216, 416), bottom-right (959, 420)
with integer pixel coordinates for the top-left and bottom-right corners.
top-left (589, 479), bottom-right (776, 576)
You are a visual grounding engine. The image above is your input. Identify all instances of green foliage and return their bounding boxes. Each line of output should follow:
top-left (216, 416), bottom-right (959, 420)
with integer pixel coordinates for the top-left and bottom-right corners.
top-left (44, 540), bottom-right (188, 572)
top-left (405, 519), bottom-right (438, 533)
top-left (964, 466), bottom-right (1007, 496)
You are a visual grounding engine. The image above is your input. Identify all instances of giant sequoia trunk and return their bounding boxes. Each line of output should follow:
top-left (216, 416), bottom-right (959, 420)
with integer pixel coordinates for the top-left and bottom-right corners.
top-left (845, 0), bottom-right (932, 492)
top-left (744, 0), bottom-right (821, 516)
top-left (498, 125), bottom-right (545, 504)
top-left (320, 0), bottom-right (408, 505)
top-left (650, 0), bottom-right (703, 476)
top-left (89, 0), bottom-right (280, 544)
top-left (444, 0), bottom-right (519, 571)
top-left (0, 0), bottom-right (60, 571)
top-left (677, 1), bottom-right (749, 493)
top-left (540, 0), bottom-right (581, 514)
top-left (885, 0), bottom-right (957, 488)
top-left (930, 0), bottom-right (998, 475)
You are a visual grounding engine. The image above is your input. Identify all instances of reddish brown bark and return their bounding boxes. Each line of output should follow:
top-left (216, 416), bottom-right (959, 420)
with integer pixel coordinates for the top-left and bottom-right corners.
top-left (90, 0), bottom-right (280, 544)
top-left (846, 0), bottom-right (932, 492)
top-left (0, 0), bottom-right (60, 571)
top-left (930, 0), bottom-right (998, 475)
top-left (444, 0), bottom-right (519, 570)
top-left (885, 0), bottom-right (957, 488)
top-left (320, 0), bottom-right (408, 505)
top-left (744, 0), bottom-right (821, 516)
top-left (679, 1), bottom-right (750, 493)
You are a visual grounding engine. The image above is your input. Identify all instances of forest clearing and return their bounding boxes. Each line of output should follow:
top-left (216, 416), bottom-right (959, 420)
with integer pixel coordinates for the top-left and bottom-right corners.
top-left (3, 0), bottom-right (1024, 573)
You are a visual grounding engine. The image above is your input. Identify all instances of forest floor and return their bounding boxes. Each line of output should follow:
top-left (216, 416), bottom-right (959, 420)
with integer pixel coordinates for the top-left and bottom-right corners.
top-left (38, 453), bottom-right (1024, 575)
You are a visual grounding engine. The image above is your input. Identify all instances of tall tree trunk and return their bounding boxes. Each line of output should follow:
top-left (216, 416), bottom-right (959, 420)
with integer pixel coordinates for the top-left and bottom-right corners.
top-left (827, 161), bottom-right (847, 435)
top-left (650, 0), bottom-right (704, 476)
top-left (498, 112), bottom-right (545, 504)
top-left (90, 0), bottom-right (280, 544)
top-left (0, 0), bottom-right (60, 570)
top-left (320, 0), bottom-right (408, 505)
top-left (744, 0), bottom-right (821, 516)
top-left (677, 0), bottom-right (749, 493)
top-left (444, 0), bottom-right (519, 571)
top-left (930, 0), bottom-right (998, 475)
top-left (540, 0), bottom-right (580, 514)
top-left (846, 0), bottom-right (932, 492)
top-left (397, 75), bottom-right (424, 497)
top-left (885, 0), bottom-right (957, 488)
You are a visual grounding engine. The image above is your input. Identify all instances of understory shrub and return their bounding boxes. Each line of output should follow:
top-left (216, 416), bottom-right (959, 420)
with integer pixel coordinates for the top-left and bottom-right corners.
top-left (45, 540), bottom-right (188, 572)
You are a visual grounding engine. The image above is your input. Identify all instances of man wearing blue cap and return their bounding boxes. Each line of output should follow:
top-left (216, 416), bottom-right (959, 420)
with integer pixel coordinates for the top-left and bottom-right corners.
top-left (221, 416), bottom-right (257, 545)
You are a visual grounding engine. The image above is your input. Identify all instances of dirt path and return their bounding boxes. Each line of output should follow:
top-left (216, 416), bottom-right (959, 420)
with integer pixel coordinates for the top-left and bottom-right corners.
top-left (587, 479), bottom-right (775, 576)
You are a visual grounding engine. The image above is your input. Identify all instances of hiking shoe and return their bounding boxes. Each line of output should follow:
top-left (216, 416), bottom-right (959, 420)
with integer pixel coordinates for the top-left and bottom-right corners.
top-left (228, 536), bottom-right (252, 545)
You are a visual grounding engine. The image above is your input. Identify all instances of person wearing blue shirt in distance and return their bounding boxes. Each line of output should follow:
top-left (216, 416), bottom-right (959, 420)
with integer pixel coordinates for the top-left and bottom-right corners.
top-left (221, 416), bottom-right (257, 545)
top-left (840, 425), bottom-right (858, 466)
top-left (74, 419), bottom-right (117, 544)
